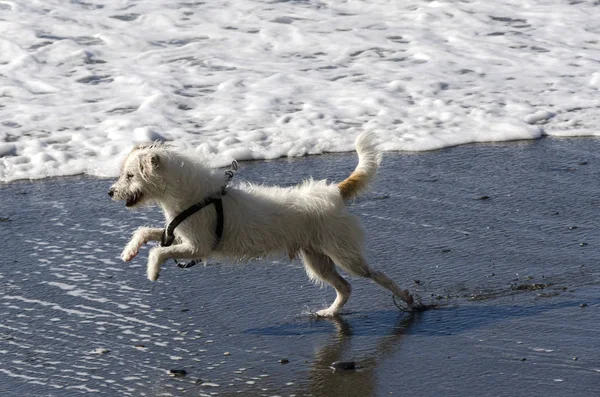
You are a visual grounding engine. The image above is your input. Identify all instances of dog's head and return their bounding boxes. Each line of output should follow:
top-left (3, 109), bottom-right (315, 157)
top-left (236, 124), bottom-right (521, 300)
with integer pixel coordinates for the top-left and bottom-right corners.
top-left (108, 143), bottom-right (166, 208)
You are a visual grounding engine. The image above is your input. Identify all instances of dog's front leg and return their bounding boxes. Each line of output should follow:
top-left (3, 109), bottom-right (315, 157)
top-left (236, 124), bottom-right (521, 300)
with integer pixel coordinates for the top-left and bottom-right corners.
top-left (121, 227), bottom-right (164, 262)
top-left (146, 243), bottom-right (203, 281)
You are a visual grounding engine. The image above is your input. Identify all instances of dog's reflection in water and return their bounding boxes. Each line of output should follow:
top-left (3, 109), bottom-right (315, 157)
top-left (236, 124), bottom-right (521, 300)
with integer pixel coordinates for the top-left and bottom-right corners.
top-left (299, 314), bottom-right (417, 397)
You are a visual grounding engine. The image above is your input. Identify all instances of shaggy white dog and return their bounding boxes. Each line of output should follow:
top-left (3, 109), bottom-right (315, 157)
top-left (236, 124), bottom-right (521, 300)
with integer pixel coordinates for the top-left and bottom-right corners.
top-left (109, 132), bottom-right (414, 316)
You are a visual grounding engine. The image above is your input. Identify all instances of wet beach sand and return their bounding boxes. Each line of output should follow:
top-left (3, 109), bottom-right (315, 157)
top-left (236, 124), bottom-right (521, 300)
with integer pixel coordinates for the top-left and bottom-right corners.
top-left (1, 137), bottom-right (599, 397)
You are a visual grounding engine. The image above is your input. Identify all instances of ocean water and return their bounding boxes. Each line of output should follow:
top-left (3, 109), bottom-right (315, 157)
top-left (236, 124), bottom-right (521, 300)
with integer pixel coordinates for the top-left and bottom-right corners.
top-left (1, 140), bottom-right (600, 396)
top-left (1, 0), bottom-right (599, 182)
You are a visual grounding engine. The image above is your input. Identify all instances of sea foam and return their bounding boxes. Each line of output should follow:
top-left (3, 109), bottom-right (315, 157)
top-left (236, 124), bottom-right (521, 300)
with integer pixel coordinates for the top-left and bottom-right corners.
top-left (1, 0), bottom-right (599, 182)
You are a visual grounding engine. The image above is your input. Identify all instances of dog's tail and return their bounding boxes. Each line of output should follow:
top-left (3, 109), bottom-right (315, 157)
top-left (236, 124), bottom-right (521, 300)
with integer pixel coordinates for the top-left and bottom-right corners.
top-left (338, 132), bottom-right (382, 200)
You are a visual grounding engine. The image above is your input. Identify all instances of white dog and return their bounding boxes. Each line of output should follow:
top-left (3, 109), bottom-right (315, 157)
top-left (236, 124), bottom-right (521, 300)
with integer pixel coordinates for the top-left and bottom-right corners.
top-left (109, 132), bottom-right (414, 316)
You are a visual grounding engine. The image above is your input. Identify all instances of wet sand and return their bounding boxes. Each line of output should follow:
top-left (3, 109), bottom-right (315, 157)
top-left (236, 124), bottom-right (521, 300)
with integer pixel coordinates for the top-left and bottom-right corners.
top-left (1, 137), bottom-right (599, 396)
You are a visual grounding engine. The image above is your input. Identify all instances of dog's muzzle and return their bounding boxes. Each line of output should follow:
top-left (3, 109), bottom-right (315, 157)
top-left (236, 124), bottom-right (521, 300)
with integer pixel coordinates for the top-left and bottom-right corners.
top-left (125, 192), bottom-right (143, 207)
top-left (108, 187), bottom-right (143, 207)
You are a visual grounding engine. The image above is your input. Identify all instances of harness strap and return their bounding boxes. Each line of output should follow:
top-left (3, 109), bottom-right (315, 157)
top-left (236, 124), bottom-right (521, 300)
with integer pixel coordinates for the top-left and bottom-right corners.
top-left (161, 194), bottom-right (223, 248)
top-left (213, 196), bottom-right (224, 242)
top-left (160, 195), bottom-right (224, 269)
top-left (160, 160), bottom-right (238, 269)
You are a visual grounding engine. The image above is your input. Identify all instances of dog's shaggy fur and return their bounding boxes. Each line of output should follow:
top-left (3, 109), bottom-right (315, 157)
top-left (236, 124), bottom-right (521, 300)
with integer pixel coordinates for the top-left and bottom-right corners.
top-left (109, 132), bottom-right (414, 316)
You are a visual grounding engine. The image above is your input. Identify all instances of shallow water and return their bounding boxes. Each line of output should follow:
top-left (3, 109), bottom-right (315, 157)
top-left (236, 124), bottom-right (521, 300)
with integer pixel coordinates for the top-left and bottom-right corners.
top-left (1, 137), bottom-right (599, 396)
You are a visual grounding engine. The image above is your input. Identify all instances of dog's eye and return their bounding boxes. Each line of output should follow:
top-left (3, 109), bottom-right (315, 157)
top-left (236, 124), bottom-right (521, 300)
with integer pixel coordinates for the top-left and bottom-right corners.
top-left (126, 173), bottom-right (134, 179)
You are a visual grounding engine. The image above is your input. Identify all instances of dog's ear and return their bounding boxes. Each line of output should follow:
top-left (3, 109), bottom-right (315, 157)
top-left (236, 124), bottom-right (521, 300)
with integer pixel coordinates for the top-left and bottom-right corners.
top-left (139, 152), bottom-right (160, 177)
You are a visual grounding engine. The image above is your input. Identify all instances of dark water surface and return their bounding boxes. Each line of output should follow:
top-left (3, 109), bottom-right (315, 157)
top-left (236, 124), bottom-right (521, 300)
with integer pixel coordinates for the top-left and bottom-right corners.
top-left (1, 137), bottom-right (599, 396)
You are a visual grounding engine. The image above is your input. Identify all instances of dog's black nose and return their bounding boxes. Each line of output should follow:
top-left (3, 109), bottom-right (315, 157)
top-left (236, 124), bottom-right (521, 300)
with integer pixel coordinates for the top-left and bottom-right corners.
top-left (108, 188), bottom-right (115, 198)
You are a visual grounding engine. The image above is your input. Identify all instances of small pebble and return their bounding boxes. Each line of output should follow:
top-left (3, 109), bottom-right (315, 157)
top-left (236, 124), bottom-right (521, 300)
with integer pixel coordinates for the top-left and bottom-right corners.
top-left (168, 369), bottom-right (187, 377)
top-left (331, 361), bottom-right (356, 370)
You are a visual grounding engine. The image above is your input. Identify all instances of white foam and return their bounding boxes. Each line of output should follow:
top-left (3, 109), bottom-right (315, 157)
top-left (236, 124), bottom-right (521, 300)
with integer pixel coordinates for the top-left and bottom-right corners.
top-left (2, 295), bottom-right (99, 318)
top-left (1, 1), bottom-right (599, 182)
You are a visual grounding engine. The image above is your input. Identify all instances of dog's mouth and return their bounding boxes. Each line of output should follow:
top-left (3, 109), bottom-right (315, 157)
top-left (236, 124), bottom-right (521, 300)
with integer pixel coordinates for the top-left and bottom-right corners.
top-left (125, 192), bottom-right (144, 207)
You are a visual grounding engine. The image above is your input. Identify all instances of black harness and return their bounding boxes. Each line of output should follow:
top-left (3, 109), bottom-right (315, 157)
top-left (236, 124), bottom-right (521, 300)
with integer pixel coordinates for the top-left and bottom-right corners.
top-left (160, 161), bottom-right (237, 269)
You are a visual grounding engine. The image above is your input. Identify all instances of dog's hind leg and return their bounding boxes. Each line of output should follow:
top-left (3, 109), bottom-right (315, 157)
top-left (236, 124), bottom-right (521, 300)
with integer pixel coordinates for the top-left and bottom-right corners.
top-left (326, 248), bottom-right (414, 308)
top-left (300, 250), bottom-right (352, 317)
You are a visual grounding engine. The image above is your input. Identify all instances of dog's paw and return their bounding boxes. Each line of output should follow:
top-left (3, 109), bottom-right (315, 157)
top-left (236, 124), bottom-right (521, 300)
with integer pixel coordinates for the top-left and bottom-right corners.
top-left (147, 269), bottom-right (160, 281)
top-left (402, 290), bottom-right (414, 307)
top-left (147, 250), bottom-right (161, 281)
top-left (121, 246), bottom-right (139, 262)
top-left (315, 308), bottom-right (340, 318)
